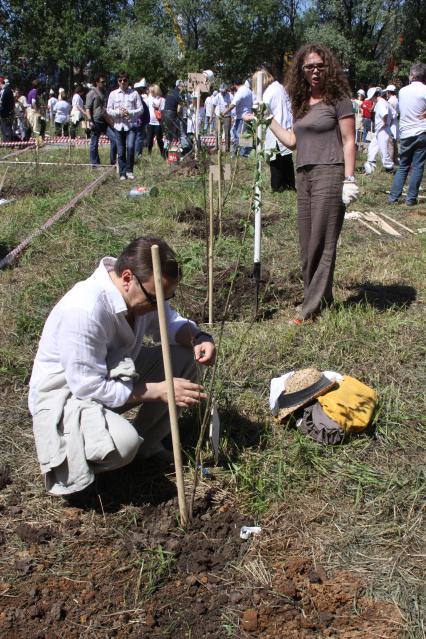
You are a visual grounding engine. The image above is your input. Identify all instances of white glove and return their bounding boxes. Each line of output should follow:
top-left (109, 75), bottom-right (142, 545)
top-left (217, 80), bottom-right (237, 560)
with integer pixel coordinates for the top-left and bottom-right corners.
top-left (342, 181), bottom-right (359, 205)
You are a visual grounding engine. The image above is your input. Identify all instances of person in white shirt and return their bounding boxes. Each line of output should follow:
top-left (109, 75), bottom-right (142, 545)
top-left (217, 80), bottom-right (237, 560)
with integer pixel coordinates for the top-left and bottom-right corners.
top-left (214, 84), bottom-right (232, 151)
top-left (204, 93), bottom-right (215, 133)
top-left (47, 89), bottom-right (57, 128)
top-left (107, 72), bottom-right (143, 180)
top-left (146, 84), bottom-right (166, 158)
top-left (364, 87), bottom-right (394, 174)
top-left (53, 93), bottom-right (71, 136)
top-left (222, 78), bottom-right (253, 157)
top-left (260, 69), bottom-right (295, 191)
top-left (389, 63), bottom-right (426, 205)
top-left (70, 85), bottom-right (86, 139)
top-left (29, 236), bottom-right (216, 497)
top-left (385, 84), bottom-right (400, 163)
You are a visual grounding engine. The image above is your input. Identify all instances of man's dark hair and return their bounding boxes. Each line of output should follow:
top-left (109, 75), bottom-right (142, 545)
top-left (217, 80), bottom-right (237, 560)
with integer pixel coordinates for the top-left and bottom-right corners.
top-left (114, 237), bottom-right (182, 282)
top-left (94, 73), bottom-right (106, 84)
top-left (118, 70), bottom-right (129, 80)
top-left (32, 79), bottom-right (39, 88)
top-left (410, 63), bottom-right (426, 83)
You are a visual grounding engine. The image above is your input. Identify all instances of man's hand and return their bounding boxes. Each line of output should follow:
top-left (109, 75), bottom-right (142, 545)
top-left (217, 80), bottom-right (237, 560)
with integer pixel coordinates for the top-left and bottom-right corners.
top-left (194, 341), bottom-right (216, 365)
top-left (159, 378), bottom-right (207, 407)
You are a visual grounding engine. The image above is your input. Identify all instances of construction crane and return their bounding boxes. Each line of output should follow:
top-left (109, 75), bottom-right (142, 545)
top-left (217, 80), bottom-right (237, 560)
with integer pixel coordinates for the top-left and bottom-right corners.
top-left (163, 1), bottom-right (186, 55)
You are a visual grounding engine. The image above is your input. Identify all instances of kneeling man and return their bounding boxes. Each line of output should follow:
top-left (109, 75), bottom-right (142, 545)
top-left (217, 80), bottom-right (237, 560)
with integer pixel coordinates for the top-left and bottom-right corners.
top-left (28, 237), bottom-right (215, 495)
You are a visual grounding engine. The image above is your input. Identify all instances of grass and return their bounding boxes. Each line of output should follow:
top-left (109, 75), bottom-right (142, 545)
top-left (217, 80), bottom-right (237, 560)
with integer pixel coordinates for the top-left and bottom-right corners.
top-left (0, 141), bottom-right (425, 637)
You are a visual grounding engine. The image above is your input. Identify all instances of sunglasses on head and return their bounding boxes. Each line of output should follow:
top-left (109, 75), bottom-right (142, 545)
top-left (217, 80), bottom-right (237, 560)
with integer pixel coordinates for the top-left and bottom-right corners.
top-left (133, 273), bottom-right (175, 306)
top-left (303, 63), bottom-right (328, 72)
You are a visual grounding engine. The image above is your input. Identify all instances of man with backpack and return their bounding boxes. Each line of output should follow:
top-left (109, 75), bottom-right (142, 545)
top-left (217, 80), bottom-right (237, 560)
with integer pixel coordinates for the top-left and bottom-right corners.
top-left (86, 74), bottom-right (117, 169)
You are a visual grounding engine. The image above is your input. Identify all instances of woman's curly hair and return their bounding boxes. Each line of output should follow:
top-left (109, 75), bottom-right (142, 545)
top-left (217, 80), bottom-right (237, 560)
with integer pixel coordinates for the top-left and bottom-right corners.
top-left (285, 43), bottom-right (351, 121)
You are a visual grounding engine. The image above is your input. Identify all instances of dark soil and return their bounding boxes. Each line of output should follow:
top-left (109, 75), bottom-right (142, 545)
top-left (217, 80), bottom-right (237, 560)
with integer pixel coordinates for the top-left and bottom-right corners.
top-left (0, 485), bottom-right (400, 639)
top-left (0, 465), bottom-right (12, 490)
top-left (180, 264), bottom-right (302, 323)
top-left (176, 206), bottom-right (284, 240)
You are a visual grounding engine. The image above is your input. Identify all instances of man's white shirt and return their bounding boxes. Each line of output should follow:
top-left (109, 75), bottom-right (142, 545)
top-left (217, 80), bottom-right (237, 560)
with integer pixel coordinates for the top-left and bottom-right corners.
top-left (28, 258), bottom-right (195, 415)
top-left (107, 87), bottom-right (143, 130)
top-left (263, 81), bottom-right (293, 156)
top-left (231, 85), bottom-right (253, 118)
top-left (398, 81), bottom-right (426, 139)
top-left (374, 97), bottom-right (393, 134)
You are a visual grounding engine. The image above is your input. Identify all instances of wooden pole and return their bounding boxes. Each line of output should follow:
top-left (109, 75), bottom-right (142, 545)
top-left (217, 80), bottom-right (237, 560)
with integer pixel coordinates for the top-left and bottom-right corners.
top-left (217, 118), bottom-right (223, 235)
top-left (208, 171), bottom-right (214, 325)
top-left (151, 245), bottom-right (188, 528)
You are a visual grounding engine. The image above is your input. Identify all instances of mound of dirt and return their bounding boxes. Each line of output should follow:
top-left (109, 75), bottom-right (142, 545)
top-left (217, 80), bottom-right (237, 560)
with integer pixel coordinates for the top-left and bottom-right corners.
top-left (176, 208), bottom-right (284, 240)
top-left (0, 491), bottom-right (402, 639)
top-left (181, 265), bottom-right (302, 323)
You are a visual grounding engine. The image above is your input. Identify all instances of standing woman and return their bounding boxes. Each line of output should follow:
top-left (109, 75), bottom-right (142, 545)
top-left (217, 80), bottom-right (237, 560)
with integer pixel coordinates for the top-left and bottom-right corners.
top-left (53, 92), bottom-right (71, 136)
top-left (264, 43), bottom-right (358, 323)
top-left (146, 84), bottom-right (166, 158)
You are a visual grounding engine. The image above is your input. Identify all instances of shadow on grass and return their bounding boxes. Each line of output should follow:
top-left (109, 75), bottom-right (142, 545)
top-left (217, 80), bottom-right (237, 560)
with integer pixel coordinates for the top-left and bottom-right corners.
top-left (65, 458), bottom-right (178, 514)
top-left (342, 281), bottom-right (416, 311)
top-left (66, 407), bottom-right (266, 513)
top-left (0, 242), bottom-right (13, 260)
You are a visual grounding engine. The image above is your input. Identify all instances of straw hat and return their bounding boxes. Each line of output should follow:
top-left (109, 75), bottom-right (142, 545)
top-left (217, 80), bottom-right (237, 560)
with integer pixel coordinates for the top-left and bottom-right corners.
top-left (277, 368), bottom-right (336, 421)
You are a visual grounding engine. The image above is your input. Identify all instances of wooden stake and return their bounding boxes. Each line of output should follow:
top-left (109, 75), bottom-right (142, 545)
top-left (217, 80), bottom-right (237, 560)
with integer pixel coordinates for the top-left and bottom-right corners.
top-left (217, 118), bottom-right (223, 234)
top-left (151, 245), bottom-right (188, 528)
top-left (363, 211), bottom-right (401, 237)
top-left (0, 167), bottom-right (8, 194)
top-left (359, 218), bottom-right (382, 235)
top-left (377, 211), bottom-right (415, 235)
top-left (208, 171), bottom-right (214, 325)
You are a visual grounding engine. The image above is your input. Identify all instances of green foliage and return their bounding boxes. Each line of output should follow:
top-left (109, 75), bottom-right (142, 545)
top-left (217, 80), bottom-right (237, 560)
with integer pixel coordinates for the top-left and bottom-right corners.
top-left (1, 0), bottom-right (424, 88)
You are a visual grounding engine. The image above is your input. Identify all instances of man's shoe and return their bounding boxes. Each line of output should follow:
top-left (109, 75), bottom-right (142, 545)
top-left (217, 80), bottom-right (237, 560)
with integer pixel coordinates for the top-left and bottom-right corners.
top-left (364, 161), bottom-right (375, 175)
top-left (405, 200), bottom-right (418, 206)
top-left (126, 172), bottom-right (135, 180)
top-left (119, 175), bottom-right (127, 181)
top-left (388, 198), bottom-right (400, 204)
top-left (385, 167), bottom-right (395, 174)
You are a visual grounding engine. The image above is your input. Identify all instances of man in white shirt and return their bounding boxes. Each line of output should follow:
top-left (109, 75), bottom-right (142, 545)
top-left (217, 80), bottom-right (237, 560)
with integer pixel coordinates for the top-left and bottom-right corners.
top-left (385, 84), bottom-right (400, 163)
top-left (223, 78), bottom-right (253, 157)
top-left (29, 236), bottom-right (216, 497)
top-left (47, 90), bottom-right (57, 128)
top-left (204, 92), bottom-right (215, 133)
top-left (107, 72), bottom-right (143, 180)
top-left (389, 63), bottom-right (426, 205)
top-left (263, 74), bottom-right (295, 191)
top-left (214, 84), bottom-right (232, 151)
top-left (364, 87), bottom-right (394, 174)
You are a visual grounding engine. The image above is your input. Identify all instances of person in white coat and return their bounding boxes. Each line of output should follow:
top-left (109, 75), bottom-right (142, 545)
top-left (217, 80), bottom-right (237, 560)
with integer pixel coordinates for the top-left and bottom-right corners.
top-left (364, 87), bottom-right (394, 174)
top-left (385, 84), bottom-right (399, 163)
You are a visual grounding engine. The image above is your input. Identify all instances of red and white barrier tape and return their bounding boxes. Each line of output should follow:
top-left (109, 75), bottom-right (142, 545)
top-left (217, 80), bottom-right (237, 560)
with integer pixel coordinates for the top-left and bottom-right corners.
top-left (0, 136), bottom-right (109, 148)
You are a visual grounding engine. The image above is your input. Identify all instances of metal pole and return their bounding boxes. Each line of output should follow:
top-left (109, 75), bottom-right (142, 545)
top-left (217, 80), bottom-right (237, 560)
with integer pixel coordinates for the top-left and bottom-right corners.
top-left (253, 71), bottom-right (264, 314)
top-left (208, 171), bottom-right (214, 325)
top-left (151, 245), bottom-right (188, 528)
top-left (217, 118), bottom-right (223, 235)
top-left (195, 88), bottom-right (201, 160)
